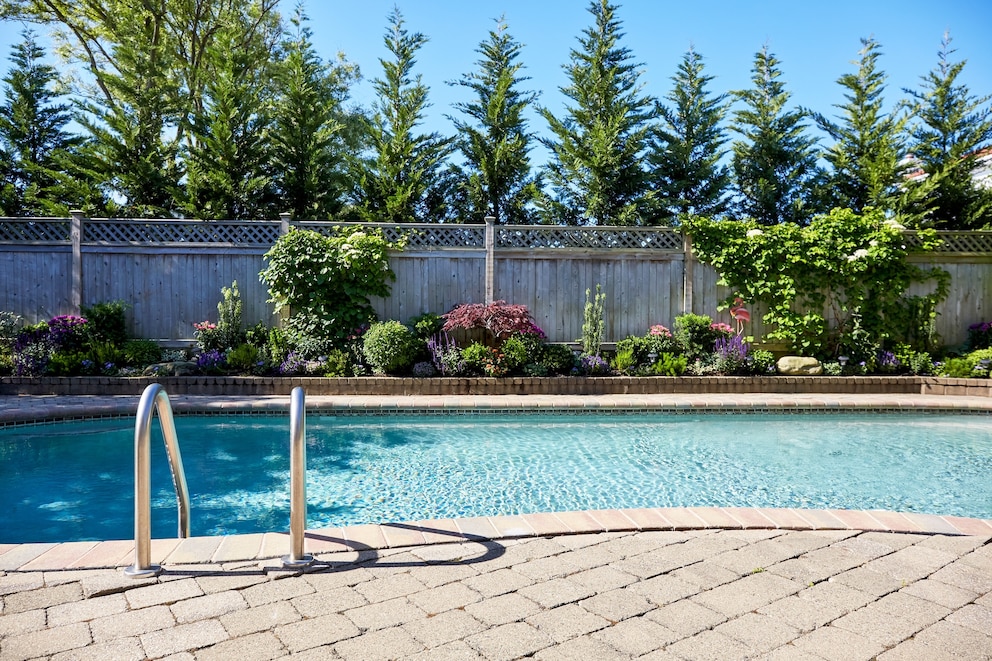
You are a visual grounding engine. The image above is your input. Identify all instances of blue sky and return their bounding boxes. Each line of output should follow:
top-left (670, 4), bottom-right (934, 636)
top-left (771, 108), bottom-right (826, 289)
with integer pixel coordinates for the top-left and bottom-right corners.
top-left (300, 0), bottom-right (992, 148)
top-left (0, 0), bottom-right (989, 166)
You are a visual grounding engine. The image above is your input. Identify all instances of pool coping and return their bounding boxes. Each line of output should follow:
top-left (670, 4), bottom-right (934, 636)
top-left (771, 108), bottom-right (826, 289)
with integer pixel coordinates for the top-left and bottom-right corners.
top-left (2, 392), bottom-right (992, 574)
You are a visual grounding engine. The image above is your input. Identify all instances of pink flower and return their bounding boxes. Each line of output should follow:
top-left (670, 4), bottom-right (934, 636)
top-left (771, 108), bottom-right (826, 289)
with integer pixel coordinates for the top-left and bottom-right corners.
top-left (194, 321), bottom-right (217, 332)
top-left (710, 322), bottom-right (733, 334)
top-left (649, 324), bottom-right (671, 337)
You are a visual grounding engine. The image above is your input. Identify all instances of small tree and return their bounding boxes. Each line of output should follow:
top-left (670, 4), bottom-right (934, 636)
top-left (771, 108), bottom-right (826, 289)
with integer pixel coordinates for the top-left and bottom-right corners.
top-left (540, 0), bottom-right (656, 226)
top-left (649, 47), bottom-right (731, 223)
top-left (581, 284), bottom-right (606, 356)
top-left (730, 46), bottom-right (820, 225)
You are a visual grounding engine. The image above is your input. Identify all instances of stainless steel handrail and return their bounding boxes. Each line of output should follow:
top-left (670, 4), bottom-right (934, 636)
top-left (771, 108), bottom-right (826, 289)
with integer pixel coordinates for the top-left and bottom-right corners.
top-left (282, 386), bottom-right (313, 568)
top-left (125, 383), bottom-right (190, 578)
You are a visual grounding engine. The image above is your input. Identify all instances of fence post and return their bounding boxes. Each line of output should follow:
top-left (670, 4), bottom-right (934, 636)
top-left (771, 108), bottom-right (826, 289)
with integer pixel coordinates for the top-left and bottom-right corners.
top-left (69, 210), bottom-right (84, 315)
top-left (484, 215), bottom-right (496, 304)
top-left (682, 232), bottom-right (694, 314)
top-left (279, 211), bottom-right (292, 235)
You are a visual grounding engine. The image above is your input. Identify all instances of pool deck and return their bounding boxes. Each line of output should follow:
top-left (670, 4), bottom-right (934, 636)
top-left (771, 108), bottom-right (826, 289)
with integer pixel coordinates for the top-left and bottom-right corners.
top-left (2, 393), bottom-right (991, 660)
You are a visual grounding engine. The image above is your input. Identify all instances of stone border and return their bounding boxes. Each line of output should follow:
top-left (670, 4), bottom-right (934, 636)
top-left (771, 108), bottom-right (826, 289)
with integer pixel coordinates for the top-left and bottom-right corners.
top-left (2, 374), bottom-right (991, 397)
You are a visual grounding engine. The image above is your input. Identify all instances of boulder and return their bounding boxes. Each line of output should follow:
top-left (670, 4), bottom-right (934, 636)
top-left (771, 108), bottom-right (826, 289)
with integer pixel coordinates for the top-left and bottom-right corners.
top-left (143, 361), bottom-right (198, 377)
top-left (776, 356), bottom-right (822, 376)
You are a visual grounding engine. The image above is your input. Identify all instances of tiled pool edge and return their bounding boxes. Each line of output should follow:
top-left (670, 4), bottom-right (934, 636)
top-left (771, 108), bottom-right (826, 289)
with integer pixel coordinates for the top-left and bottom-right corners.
top-left (3, 507), bottom-right (991, 573)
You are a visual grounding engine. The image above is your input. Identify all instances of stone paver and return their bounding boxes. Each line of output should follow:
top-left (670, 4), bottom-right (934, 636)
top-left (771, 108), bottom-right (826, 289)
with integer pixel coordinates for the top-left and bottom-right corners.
top-left (2, 527), bottom-right (986, 660)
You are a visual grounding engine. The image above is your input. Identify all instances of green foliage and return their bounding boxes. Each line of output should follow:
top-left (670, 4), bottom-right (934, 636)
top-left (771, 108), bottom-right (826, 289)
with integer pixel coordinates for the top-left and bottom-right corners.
top-left (610, 347), bottom-right (636, 374)
top-left (538, 343), bottom-right (576, 375)
top-left (650, 47), bottom-right (731, 222)
top-left (0, 29), bottom-right (90, 216)
top-left (684, 209), bottom-right (950, 358)
top-left (939, 348), bottom-right (992, 378)
top-left (0, 311), bottom-right (23, 344)
top-left (216, 281), bottom-right (245, 349)
top-left (749, 349), bottom-right (777, 375)
top-left (226, 343), bottom-right (265, 375)
top-left (673, 314), bottom-right (724, 362)
top-left (499, 334), bottom-right (530, 373)
top-left (614, 329), bottom-right (680, 370)
top-left (650, 352), bottom-right (687, 376)
top-left (581, 284), bottom-right (606, 356)
top-left (812, 37), bottom-right (906, 215)
top-left (730, 46), bottom-right (821, 225)
top-left (901, 34), bottom-right (992, 230)
top-left (81, 300), bottom-right (128, 346)
top-left (260, 227), bottom-right (399, 348)
top-left (450, 17), bottom-right (541, 224)
top-left (539, 0), bottom-right (656, 226)
top-left (122, 339), bottom-right (161, 366)
top-left (353, 8), bottom-right (455, 222)
top-left (408, 312), bottom-right (444, 339)
top-left (461, 341), bottom-right (499, 376)
top-left (361, 320), bottom-right (420, 374)
top-left (271, 7), bottom-right (360, 220)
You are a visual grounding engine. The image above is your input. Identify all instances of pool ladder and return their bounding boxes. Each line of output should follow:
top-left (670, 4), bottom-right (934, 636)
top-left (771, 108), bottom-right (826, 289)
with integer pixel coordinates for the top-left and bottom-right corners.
top-left (125, 384), bottom-right (312, 577)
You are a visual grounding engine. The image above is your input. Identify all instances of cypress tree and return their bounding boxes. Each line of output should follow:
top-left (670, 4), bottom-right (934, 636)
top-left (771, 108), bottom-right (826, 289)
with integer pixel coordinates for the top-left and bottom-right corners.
top-left (353, 8), bottom-right (454, 223)
top-left (540, 0), bottom-right (656, 226)
top-left (449, 17), bottom-right (540, 225)
top-left (812, 37), bottom-right (906, 214)
top-left (649, 47), bottom-right (731, 223)
top-left (270, 7), bottom-right (360, 220)
top-left (730, 45), bottom-right (820, 225)
top-left (901, 33), bottom-right (992, 229)
top-left (0, 29), bottom-right (91, 215)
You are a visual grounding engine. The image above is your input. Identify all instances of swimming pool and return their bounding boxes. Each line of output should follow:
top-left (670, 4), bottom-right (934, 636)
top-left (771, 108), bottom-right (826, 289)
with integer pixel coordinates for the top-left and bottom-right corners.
top-left (2, 412), bottom-right (990, 543)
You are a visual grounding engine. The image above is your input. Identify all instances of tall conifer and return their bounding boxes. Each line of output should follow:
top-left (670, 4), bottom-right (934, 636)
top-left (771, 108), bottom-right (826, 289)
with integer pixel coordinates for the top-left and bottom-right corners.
top-left (730, 46), bottom-right (820, 224)
top-left (540, 0), bottom-right (655, 225)
top-left (649, 47), bottom-right (730, 223)
top-left (449, 17), bottom-right (540, 224)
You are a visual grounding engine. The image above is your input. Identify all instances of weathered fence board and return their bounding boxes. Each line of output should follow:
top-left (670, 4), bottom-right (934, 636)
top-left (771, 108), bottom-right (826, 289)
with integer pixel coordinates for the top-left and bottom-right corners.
top-left (2, 217), bottom-right (992, 347)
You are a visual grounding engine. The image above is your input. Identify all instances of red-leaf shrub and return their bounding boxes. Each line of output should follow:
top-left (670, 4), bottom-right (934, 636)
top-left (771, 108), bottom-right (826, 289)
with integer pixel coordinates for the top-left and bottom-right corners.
top-left (442, 301), bottom-right (542, 341)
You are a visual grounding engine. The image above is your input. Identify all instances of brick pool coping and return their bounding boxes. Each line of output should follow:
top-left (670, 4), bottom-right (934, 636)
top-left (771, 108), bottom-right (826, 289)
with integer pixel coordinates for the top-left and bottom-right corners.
top-left (2, 374), bottom-right (992, 397)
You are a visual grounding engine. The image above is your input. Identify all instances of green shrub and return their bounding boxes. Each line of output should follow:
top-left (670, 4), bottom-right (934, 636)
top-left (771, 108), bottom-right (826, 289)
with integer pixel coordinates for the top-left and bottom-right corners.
top-left (267, 327), bottom-right (291, 365)
top-left (81, 301), bottom-right (129, 346)
top-left (539, 343), bottom-right (576, 375)
top-left (216, 281), bottom-right (245, 349)
top-left (749, 349), bottom-right (777, 375)
top-left (226, 343), bottom-right (266, 374)
top-left (461, 342), bottom-right (500, 376)
top-left (0, 311), bottom-right (24, 346)
top-left (408, 312), bottom-right (444, 339)
top-left (611, 347), bottom-right (636, 374)
top-left (500, 335), bottom-right (529, 373)
top-left (123, 339), bottom-right (162, 366)
top-left (939, 357), bottom-right (975, 378)
top-left (674, 314), bottom-right (725, 361)
top-left (581, 284), bottom-right (606, 356)
top-left (650, 352), bottom-right (687, 376)
top-left (362, 321), bottom-right (420, 374)
top-left (322, 349), bottom-right (352, 377)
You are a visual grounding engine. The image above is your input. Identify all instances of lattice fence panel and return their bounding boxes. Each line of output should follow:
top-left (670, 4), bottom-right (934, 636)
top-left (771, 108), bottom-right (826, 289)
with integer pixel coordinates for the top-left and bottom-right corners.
top-left (83, 220), bottom-right (282, 244)
top-left (930, 231), bottom-right (992, 253)
top-left (0, 218), bottom-right (70, 242)
top-left (497, 226), bottom-right (683, 250)
top-left (297, 222), bottom-right (486, 248)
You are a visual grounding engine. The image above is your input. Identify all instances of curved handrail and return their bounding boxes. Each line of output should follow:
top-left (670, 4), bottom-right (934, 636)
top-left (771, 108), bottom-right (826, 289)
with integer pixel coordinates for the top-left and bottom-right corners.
top-left (125, 383), bottom-right (190, 577)
top-left (283, 386), bottom-right (313, 567)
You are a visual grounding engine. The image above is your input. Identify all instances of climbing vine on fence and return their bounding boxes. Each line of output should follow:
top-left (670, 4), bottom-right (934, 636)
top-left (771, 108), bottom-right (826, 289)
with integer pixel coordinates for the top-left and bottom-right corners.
top-left (684, 208), bottom-right (950, 361)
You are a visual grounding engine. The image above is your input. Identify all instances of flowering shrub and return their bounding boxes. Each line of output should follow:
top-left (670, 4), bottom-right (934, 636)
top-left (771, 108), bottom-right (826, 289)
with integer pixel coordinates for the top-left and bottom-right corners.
top-left (47, 315), bottom-right (89, 352)
top-left (713, 335), bottom-right (750, 375)
top-left (193, 320), bottom-right (224, 353)
top-left (195, 349), bottom-right (227, 373)
top-left (649, 325), bottom-right (670, 337)
top-left (412, 361), bottom-right (436, 378)
top-left (574, 353), bottom-right (610, 376)
top-left (461, 342), bottom-right (502, 376)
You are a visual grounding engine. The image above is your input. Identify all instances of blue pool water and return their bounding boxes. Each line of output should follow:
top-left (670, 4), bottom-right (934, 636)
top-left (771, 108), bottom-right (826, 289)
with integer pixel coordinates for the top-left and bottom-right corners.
top-left (1, 413), bottom-right (990, 543)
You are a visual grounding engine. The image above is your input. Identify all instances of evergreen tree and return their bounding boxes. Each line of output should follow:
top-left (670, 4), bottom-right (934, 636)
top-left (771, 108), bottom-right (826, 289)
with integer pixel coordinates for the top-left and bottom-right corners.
top-left (540, 0), bottom-right (656, 226)
top-left (812, 37), bottom-right (906, 214)
top-left (271, 6), bottom-right (360, 220)
top-left (901, 34), bottom-right (992, 229)
top-left (353, 8), bottom-right (454, 223)
top-left (730, 45), bottom-right (820, 225)
top-left (0, 29), bottom-right (92, 215)
top-left (649, 47), bottom-right (731, 223)
top-left (448, 17), bottom-right (540, 224)
top-left (183, 16), bottom-right (277, 220)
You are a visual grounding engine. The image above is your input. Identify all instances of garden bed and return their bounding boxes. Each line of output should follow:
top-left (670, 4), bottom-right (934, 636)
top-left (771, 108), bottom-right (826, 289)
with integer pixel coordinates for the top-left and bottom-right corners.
top-left (2, 375), bottom-right (990, 397)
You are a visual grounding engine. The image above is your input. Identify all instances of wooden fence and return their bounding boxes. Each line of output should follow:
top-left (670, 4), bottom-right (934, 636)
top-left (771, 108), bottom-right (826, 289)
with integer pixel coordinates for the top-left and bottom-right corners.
top-left (1, 214), bottom-right (991, 346)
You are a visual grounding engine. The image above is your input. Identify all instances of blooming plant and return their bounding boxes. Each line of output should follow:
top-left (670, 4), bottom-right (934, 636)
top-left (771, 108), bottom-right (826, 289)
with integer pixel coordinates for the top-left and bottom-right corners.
top-left (195, 349), bottom-right (227, 373)
top-left (575, 353), bottom-right (610, 376)
top-left (968, 321), bottom-right (992, 350)
top-left (649, 324), bottom-right (671, 337)
top-left (713, 334), bottom-right (750, 375)
top-left (193, 320), bottom-right (225, 353)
